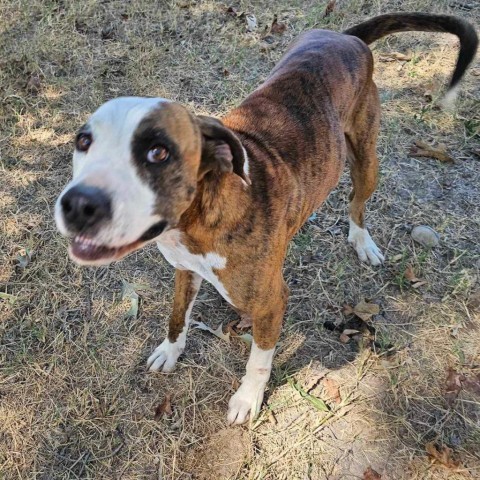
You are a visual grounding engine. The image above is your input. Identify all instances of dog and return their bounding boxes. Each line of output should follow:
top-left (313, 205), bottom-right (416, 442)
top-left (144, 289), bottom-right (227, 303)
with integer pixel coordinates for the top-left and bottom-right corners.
top-left (55, 13), bottom-right (478, 425)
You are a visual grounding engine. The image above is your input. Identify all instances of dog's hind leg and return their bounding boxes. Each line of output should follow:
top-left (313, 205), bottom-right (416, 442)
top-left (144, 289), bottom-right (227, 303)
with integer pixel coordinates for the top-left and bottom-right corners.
top-left (147, 269), bottom-right (202, 372)
top-left (346, 81), bottom-right (385, 266)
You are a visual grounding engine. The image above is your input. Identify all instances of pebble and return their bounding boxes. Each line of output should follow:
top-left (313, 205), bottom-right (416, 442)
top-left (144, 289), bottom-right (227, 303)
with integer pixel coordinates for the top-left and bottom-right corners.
top-left (411, 225), bottom-right (440, 248)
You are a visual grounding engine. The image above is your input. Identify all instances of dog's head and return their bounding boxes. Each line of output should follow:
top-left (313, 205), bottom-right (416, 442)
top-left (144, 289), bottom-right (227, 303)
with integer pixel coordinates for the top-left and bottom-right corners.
top-left (55, 97), bottom-right (249, 265)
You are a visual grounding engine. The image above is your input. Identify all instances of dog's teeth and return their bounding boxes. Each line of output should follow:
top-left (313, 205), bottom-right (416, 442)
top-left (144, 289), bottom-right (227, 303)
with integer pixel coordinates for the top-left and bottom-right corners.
top-left (74, 235), bottom-right (99, 248)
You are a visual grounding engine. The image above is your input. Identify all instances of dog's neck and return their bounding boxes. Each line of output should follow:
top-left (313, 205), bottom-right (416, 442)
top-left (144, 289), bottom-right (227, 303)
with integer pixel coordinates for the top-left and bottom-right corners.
top-left (179, 168), bottom-right (251, 233)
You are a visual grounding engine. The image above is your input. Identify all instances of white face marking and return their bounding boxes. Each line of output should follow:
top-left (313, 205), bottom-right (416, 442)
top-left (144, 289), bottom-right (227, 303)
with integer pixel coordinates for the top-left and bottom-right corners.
top-left (227, 341), bottom-right (274, 425)
top-left (147, 273), bottom-right (202, 372)
top-left (348, 216), bottom-right (385, 266)
top-left (156, 229), bottom-right (235, 305)
top-left (55, 97), bottom-right (169, 248)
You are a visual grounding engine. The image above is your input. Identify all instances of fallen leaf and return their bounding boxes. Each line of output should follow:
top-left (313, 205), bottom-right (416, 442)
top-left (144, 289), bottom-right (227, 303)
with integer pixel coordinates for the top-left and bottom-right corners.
top-left (191, 320), bottom-right (231, 343)
top-left (342, 304), bottom-right (355, 316)
top-left (324, 0), bottom-right (336, 17)
top-left (363, 466), bottom-right (382, 479)
top-left (445, 368), bottom-right (464, 406)
top-left (404, 264), bottom-right (420, 282)
top-left (225, 6), bottom-right (238, 16)
top-left (154, 394), bottom-right (173, 420)
top-left (425, 442), bottom-right (461, 468)
top-left (342, 328), bottom-right (360, 336)
top-left (352, 299), bottom-right (380, 322)
top-left (121, 280), bottom-right (140, 319)
top-left (409, 140), bottom-right (455, 163)
top-left (322, 377), bottom-right (341, 403)
top-left (378, 52), bottom-right (412, 62)
top-left (271, 14), bottom-right (286, 34)
top-left (232, 377), bottom-right (241, 390)
top-left (339, 332), bottom-right (350, 343)
top-left (288, 378), bottom-right (330, 412)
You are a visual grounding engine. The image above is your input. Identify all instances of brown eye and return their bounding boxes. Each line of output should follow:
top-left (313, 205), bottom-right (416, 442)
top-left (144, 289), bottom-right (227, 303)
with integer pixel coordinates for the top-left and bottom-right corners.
top-left (147, 145), bottom-right (169, 163)
top-left (76, 133), bottom-right (92, 152)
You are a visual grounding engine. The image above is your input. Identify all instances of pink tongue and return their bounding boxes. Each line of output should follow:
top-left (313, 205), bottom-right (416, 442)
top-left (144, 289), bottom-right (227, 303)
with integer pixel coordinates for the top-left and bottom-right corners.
top-left (71, 240), bottom-right (117, 261)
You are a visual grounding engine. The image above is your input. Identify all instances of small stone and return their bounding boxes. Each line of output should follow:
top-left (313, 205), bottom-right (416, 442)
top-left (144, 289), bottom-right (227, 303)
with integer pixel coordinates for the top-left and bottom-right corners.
top-left (411, 225), bottom-right (440, 248)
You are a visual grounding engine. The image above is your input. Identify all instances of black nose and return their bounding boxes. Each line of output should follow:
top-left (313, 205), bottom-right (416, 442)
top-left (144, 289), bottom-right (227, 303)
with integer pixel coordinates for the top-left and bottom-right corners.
top-left (61, 185), bottom-right (111, 232)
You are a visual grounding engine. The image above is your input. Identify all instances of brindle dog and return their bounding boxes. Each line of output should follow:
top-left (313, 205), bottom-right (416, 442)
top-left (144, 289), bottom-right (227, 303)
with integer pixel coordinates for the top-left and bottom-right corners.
top-left (55, 13), bottom-right (478, 424)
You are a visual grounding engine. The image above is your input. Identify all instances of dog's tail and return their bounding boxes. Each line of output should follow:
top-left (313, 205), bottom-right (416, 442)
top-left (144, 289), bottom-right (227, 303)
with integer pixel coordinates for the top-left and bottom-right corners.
top-left (344, 13), bottom-right (478, 105)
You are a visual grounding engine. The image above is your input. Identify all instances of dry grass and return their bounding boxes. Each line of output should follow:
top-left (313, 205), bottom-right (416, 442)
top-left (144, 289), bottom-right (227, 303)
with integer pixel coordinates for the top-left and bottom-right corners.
top-left (1, 0), bottom-right (479, 479)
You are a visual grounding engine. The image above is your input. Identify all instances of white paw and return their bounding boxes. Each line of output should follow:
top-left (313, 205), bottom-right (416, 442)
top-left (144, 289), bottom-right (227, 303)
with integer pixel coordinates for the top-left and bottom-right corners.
top-left (147, 338), bottom-right (184, 373)
top-left (348, 221), bottom-right (385, 266)
top-left (227, 379), bottom-right (266, 425)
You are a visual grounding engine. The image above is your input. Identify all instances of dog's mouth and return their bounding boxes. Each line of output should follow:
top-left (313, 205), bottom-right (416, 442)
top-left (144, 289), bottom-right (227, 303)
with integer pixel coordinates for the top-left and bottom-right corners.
top-left (69, 220), bottom-right (168, 264)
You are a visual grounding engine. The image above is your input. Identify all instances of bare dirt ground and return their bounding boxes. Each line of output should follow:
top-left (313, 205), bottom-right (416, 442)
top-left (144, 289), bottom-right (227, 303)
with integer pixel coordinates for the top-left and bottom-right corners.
top-left (1, 1), bottom-right (479, 479)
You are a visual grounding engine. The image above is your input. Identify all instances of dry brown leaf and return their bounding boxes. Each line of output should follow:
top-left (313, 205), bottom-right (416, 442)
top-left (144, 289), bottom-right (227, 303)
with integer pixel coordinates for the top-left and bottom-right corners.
top-left (339, 332), bottom-right (350, 344)
top-left (353, 299), bottom-right (380, 322)
top-left (404, 265), bottom-right (427, 288)
top-left (363, 466), bottom-right (382, 479)
top-left (404, 264), bottom-right (420, 282)
top-left (342, 304), bottom-right (355, 315)
top-left (154, 394), bottom-right (173, 420)
top-left (409, 140), bottom-right (455, 163)
top-left (225, 6), bottom-right (237, 16)
top-left (324, 0), bottom-right (336, 17)
top-left (445, 368), bottom-right (464, 406)
top-left (378, 52), bottom-right (412, 62)
top-left (425, 442), bottom-right (461, 469)
top-left (322, 377), bottom-right (341, 404)
top-left (271, 15), bottom-right (287, 35)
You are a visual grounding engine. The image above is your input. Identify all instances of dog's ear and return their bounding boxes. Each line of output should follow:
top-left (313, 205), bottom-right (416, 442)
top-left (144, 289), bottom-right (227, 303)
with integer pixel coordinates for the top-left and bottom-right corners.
top-left (196, 115), bottom-right (250, 185)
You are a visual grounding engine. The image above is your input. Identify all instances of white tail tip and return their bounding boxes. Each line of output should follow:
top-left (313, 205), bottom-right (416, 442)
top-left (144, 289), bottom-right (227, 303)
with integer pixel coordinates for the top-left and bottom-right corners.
top-left (439, 85), bottom-right (460, 111)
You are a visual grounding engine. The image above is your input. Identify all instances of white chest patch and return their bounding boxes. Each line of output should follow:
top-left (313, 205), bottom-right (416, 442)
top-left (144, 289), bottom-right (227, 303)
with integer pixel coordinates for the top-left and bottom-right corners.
top-left (157, 230), bottom-right (234, 305)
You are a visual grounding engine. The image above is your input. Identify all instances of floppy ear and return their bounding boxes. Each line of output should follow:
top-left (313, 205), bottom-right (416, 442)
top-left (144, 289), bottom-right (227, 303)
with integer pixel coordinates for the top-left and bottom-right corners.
top-left (196, 115), bottom-right (250, 185)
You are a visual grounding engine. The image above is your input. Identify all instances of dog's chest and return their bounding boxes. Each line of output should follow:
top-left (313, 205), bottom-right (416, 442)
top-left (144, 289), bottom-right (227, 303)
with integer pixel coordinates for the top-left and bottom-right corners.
top-left (156, 230), bottom-right (234, 305)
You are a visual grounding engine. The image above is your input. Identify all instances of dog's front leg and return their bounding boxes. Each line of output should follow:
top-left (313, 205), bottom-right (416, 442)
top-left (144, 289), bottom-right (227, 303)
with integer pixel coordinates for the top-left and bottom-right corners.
top-left (147, 269), bottom-right (202, 372)
top-left (227, 281), bottom-right (288, 425)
